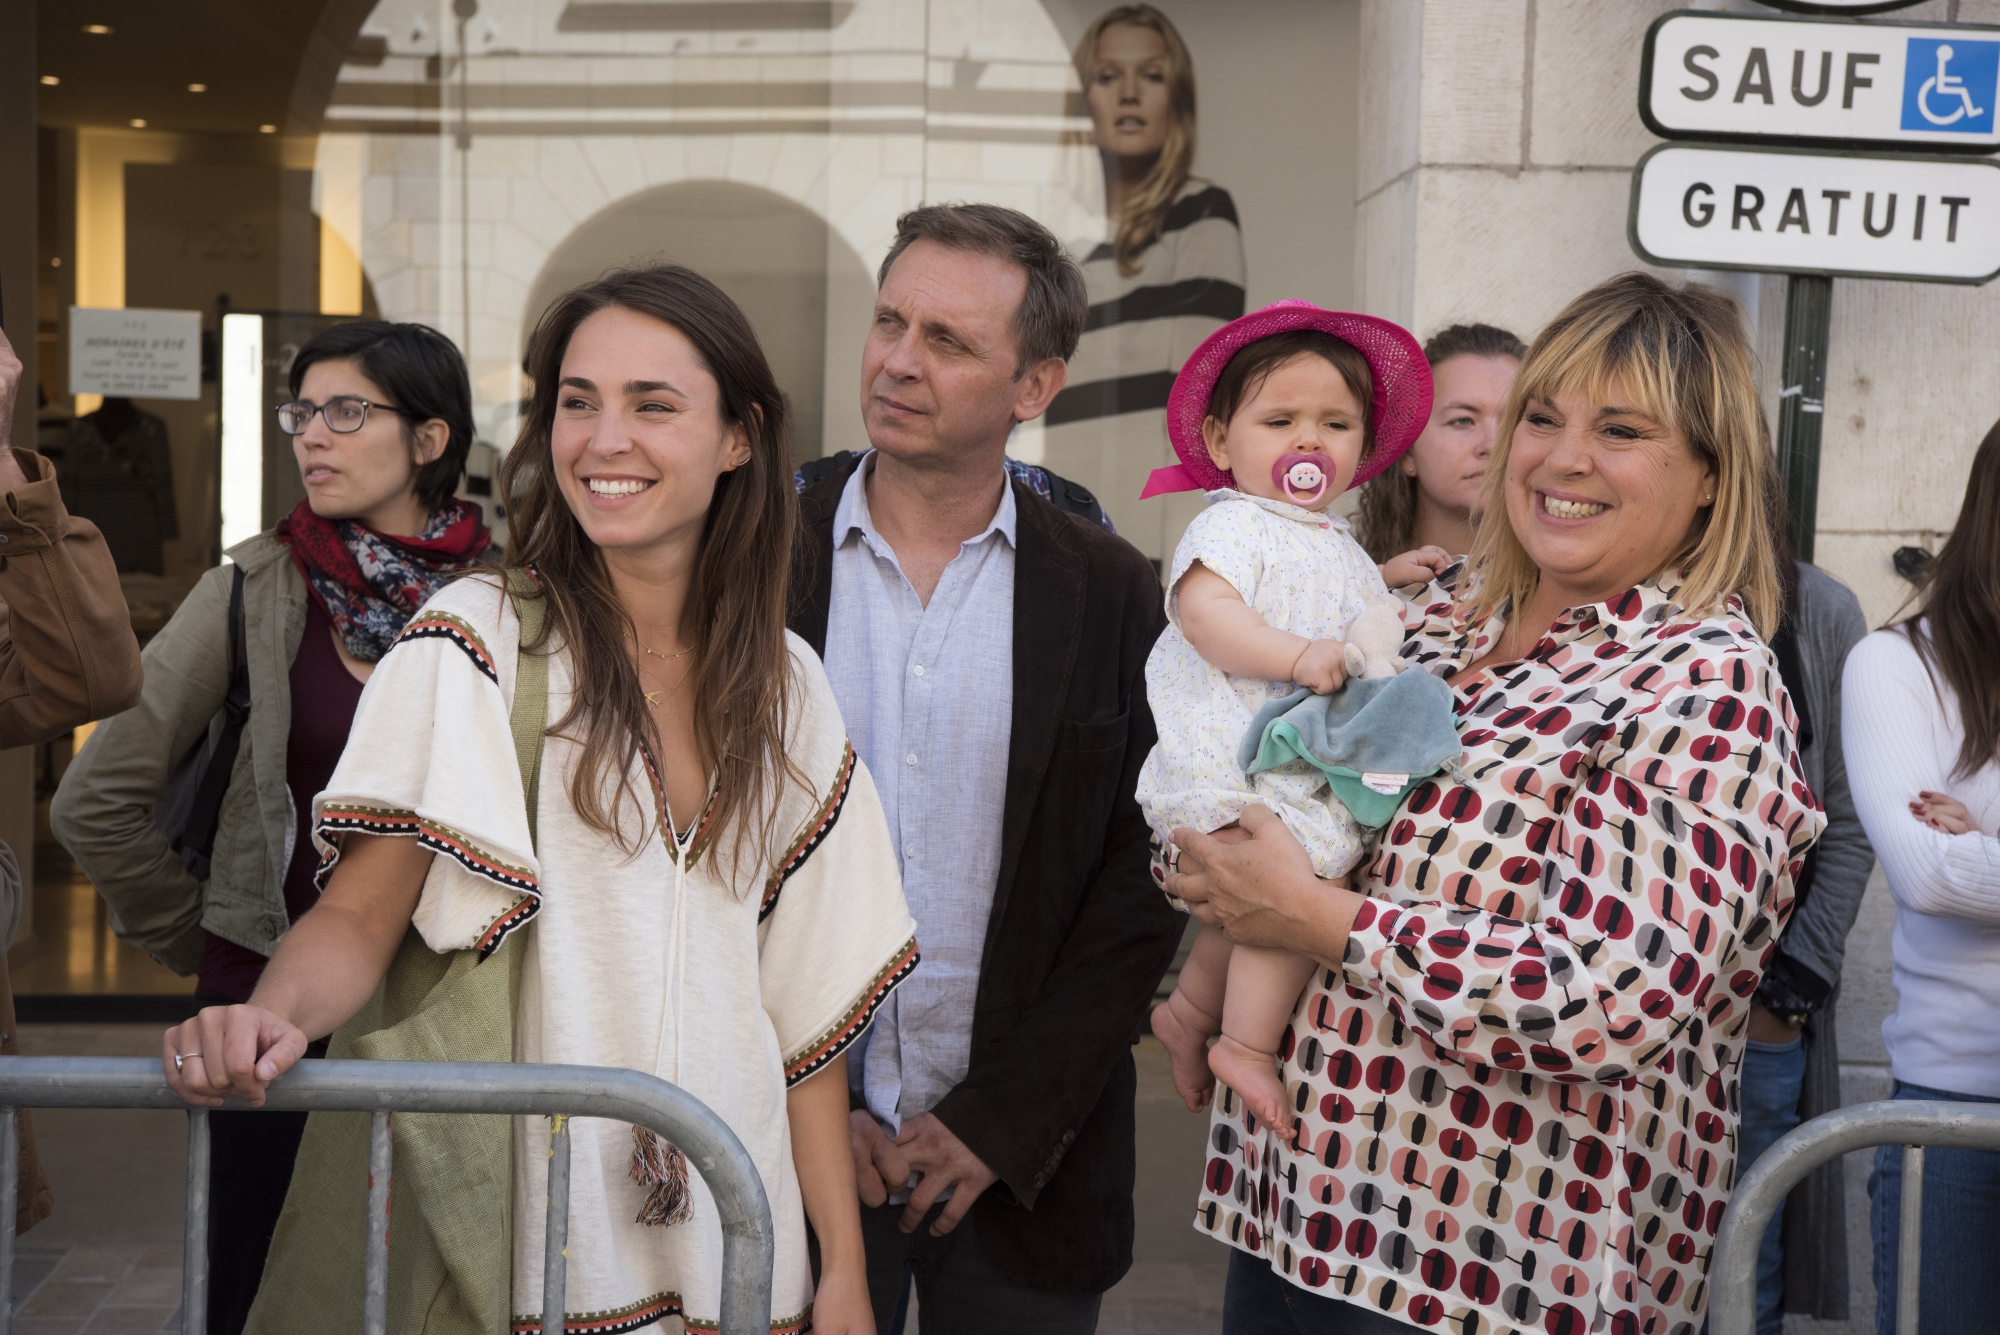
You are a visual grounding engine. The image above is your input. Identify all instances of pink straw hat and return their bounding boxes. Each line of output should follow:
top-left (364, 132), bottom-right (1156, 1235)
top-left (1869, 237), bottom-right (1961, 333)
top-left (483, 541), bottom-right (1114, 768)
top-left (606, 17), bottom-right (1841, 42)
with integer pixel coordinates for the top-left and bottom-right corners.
top-left (1140, 301), bottom-right (1434, 499)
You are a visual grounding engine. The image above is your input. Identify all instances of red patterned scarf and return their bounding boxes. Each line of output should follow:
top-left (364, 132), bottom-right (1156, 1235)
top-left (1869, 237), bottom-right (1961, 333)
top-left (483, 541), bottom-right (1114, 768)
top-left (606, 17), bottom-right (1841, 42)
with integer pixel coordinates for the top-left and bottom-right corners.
top-left (276, 499), bottom-right (493, 661)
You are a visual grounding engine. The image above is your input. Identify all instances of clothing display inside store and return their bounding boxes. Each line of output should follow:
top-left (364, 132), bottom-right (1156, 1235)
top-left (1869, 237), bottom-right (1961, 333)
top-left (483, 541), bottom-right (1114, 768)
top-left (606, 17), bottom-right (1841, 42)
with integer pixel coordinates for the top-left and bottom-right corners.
top-left (56, 399), bottom-right (179, 575)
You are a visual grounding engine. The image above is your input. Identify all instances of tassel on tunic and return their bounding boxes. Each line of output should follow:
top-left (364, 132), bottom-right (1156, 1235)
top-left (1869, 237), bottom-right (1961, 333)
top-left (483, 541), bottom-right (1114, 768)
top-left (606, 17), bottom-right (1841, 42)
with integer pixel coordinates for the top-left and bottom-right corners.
top-left (630, 1125), bottom-right (694, 1228)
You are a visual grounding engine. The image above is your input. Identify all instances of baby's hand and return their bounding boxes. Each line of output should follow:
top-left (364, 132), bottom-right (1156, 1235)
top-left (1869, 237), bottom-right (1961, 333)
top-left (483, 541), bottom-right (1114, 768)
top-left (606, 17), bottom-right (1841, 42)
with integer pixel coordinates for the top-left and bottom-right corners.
top-left (1292, 639), bottom-right (1348, 695)
top-left (1910, 790), bottom-right (1974, 835)
top-left (1379, 545), bottom-right (1453, 589)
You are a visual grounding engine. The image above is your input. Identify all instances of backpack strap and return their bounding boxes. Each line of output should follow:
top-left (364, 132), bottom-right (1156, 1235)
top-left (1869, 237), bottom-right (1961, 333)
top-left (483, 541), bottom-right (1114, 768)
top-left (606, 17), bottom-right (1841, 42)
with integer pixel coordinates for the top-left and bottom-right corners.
top-left (178, 563), bottom-right (251, 879)
top-left (505, 569), bottom-right (548, 850)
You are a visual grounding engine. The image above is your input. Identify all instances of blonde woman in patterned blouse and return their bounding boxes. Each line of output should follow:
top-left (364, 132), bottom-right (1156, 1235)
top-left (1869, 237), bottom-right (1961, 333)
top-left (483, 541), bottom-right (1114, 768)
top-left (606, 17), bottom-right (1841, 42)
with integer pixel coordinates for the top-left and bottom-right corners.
top-left (1162, 272), bottom-right (1823, 1335)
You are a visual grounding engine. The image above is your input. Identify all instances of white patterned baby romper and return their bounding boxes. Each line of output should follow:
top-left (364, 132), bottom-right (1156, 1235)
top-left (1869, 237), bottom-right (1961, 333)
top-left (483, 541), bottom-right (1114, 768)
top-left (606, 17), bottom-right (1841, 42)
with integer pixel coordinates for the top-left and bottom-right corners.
top-left (1136, 489), bottom-right (1388, 879)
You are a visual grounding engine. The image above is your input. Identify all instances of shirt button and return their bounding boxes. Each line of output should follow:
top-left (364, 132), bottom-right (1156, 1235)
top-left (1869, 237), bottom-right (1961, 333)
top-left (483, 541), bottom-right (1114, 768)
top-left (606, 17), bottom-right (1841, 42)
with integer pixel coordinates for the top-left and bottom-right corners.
top-left (905, 753), bottom-right (917, 767)
top-left (912, 664), bottom-right (924, 676)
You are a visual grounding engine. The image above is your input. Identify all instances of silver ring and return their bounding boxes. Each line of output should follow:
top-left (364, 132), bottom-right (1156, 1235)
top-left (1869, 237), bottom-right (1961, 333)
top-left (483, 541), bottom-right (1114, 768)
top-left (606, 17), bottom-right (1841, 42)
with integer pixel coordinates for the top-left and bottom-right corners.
top-left (173, 1052), bottom-right (185, 1072)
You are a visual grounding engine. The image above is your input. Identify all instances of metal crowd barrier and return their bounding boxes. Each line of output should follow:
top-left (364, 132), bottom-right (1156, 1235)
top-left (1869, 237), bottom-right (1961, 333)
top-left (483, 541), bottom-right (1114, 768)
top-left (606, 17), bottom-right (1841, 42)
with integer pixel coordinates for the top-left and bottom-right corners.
top-left (1710, 1098), bottom-right (2000, 1335)
top-left (0, 1056), bottom-right (776, 1335)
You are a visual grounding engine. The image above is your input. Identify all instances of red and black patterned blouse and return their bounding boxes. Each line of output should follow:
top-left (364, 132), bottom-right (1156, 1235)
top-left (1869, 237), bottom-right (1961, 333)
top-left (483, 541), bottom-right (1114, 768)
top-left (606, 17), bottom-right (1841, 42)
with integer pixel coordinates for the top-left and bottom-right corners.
top-left (1195, 565), bottom-right (1824, 1335)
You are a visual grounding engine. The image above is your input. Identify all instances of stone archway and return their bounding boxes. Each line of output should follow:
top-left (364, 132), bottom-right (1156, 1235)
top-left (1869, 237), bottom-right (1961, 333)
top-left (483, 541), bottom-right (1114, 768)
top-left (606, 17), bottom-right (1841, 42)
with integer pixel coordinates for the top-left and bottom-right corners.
top-left (524, 180), bottom-right (875, 466)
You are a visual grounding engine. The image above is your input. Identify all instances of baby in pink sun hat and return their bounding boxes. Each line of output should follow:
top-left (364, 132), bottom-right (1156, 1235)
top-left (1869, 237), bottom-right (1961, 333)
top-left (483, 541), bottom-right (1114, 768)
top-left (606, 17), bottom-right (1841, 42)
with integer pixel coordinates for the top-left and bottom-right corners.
top-left (1138, 300), bottom-right (1452, 1132)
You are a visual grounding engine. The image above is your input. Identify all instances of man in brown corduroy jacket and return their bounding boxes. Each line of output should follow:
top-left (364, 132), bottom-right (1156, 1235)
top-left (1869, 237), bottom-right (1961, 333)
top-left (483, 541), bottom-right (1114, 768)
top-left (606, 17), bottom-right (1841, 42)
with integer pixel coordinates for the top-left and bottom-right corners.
top-left (0, 326), bottom-right (144, 1233)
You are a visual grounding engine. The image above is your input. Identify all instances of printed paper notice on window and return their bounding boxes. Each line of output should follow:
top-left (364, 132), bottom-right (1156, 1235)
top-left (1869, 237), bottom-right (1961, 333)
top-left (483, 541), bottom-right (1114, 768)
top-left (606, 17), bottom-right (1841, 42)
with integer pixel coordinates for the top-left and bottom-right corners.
top-left (69, 307), bottom-right (202, 400)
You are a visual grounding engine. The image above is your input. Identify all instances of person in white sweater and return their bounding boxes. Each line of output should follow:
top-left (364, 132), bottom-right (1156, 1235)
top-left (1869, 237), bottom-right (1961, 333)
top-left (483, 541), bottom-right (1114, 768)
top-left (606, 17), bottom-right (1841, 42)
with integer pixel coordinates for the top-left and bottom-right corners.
top-left (1843, 415), bottom-right (2000, 1335)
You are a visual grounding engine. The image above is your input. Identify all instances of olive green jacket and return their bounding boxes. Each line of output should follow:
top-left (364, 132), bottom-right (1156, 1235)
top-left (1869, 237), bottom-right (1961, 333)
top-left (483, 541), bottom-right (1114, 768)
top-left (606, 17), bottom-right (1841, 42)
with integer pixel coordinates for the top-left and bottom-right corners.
top-left (51, 532), bottom-right (308, 974)
top-left (244, 574), bottom-right (544, 1335)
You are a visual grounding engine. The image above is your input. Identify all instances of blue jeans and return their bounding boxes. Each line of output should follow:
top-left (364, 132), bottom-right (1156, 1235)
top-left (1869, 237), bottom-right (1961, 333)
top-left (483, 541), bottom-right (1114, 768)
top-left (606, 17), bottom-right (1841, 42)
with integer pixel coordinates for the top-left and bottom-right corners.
top-left (1868, 1080), bottom-right (2000, 1335)
top-left (1221, 1249), bottom-right (1413, 1334)
top-left (1736, 1036), bottom-right (1807, 1335)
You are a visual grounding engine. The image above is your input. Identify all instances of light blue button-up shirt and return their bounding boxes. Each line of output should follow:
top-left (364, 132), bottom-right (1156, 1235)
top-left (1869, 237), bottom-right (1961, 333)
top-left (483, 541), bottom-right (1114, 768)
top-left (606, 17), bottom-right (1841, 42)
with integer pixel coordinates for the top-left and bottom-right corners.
top-left (823, 454), bottom-right (1015, 1132)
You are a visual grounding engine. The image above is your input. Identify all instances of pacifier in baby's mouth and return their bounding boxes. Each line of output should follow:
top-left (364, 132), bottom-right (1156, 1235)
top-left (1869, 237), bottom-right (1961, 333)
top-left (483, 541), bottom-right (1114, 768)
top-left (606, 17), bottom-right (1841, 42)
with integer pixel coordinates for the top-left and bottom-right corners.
top-left (1273, 452), bottom-right (1331, 506)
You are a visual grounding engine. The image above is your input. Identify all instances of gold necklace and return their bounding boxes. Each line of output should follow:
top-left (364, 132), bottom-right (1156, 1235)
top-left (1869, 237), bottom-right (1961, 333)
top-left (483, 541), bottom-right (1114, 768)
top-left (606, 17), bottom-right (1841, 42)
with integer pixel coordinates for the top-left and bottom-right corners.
top-left (638, 640), bottom-right (694, 661)
top-left (635, 639), bottom-right (694, 707)
top-left (638, 649), bottom-right (696, 708)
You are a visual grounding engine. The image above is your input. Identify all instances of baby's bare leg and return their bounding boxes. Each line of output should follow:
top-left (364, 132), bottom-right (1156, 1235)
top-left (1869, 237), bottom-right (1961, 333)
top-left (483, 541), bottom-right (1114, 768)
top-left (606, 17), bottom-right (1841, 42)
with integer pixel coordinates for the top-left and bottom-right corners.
top-left (1151, 927), bottom-right (1230, 1113)
top-left (1208, 945), bottom-right (1319, 1135)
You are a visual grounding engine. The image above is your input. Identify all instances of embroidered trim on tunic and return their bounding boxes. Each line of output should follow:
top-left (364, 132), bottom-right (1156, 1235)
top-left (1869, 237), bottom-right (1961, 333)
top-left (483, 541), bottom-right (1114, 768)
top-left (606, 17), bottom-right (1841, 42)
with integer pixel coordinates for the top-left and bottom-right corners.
top-left (760, 741), bottom-right (856, 922)
top-left (783, 936), bottom-right (919, 1086)
top-left (684, 1310), bottom-right (810, 1334)
top-left (510, 1295), bottom-right (810, 1334)
top-left (637, 746), bottom-right (722, 869)
top-left (315, 803), bottom-right (542, 957)
top-left (391, 609), bottom-right (498, 683)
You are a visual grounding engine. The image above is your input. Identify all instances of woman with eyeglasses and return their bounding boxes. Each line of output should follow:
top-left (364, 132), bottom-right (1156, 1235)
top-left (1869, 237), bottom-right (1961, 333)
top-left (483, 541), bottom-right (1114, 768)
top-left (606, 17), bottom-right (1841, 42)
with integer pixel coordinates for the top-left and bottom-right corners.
top-left (53, 318), bottom-right (493, 1335)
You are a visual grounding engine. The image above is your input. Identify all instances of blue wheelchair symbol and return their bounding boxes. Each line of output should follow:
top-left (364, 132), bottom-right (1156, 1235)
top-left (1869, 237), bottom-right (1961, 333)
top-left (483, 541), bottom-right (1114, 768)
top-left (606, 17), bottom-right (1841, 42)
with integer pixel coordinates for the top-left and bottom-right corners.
top-left (1902, 38), bottom-right (1998, 134)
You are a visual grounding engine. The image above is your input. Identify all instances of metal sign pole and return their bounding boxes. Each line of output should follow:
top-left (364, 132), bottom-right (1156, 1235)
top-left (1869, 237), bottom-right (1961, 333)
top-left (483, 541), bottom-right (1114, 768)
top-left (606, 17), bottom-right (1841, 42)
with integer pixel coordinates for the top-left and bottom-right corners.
top-left (1776, 274), bottom-right (1832, 561)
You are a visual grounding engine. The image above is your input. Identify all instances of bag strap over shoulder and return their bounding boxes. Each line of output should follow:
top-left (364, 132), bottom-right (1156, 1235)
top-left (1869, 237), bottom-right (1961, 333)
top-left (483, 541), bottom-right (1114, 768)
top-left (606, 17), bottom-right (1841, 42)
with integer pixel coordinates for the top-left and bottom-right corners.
top-left (176, 564), bottom-right (252, 880)
top-left (505, 569), bottom-right (549, 850)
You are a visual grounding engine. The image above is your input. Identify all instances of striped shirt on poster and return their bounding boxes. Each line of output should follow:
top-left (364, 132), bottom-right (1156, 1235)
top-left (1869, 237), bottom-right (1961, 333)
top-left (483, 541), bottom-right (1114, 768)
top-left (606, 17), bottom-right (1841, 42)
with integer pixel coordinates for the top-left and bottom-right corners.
top-left (1043, 179), bottom-right (1245, 566)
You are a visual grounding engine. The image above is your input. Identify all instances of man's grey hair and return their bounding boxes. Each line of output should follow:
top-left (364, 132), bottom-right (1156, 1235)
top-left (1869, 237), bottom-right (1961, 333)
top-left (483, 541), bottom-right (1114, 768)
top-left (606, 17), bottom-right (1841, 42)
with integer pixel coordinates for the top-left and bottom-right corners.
top-left (877, 202), bottom-right (1088, 377)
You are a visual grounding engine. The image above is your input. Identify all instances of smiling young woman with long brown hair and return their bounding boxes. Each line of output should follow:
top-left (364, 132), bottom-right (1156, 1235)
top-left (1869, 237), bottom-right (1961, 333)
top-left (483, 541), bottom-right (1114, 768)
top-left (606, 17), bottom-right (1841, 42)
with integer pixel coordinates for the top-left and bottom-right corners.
top-left (158, 267), bottom-right (917, 1335)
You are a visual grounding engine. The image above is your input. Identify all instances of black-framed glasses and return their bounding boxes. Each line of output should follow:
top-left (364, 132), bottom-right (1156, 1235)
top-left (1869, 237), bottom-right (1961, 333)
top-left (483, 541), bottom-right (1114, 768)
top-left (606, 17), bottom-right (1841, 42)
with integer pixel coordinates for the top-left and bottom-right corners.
top-left (276, 396), bottom-right (411, 436)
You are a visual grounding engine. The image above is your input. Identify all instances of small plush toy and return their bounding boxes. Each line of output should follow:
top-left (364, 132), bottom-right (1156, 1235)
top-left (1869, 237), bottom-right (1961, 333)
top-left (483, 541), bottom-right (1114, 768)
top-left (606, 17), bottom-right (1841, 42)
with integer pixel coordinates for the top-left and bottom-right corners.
top-left (1341, 592), bottom-right (1409, 681)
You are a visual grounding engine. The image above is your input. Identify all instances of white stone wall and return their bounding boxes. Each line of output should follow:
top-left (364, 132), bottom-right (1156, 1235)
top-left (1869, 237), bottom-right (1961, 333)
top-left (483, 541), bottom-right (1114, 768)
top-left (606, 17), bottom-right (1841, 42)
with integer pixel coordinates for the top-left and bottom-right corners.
top-left (319, 0), bottom-right (1105, 460)
top-left (1360, 0), bottom-right (2000, 629)
top-left (1360, 4), bottom-right (2000, 1329)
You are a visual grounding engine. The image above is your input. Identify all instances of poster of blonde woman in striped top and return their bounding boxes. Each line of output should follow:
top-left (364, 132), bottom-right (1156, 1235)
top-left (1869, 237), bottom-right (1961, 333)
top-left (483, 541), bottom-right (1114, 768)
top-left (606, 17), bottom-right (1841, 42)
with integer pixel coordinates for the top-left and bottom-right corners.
top-left (1043, 4), bottom-right (1246, 567)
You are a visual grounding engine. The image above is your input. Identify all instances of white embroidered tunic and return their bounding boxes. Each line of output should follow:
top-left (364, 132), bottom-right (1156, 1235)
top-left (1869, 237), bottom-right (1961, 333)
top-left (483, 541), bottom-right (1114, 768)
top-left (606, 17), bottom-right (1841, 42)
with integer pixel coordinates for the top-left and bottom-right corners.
top-left (1136, 490), bottom-right (1386, 878)
top-left (313, 576), bottom-right (918, 1335)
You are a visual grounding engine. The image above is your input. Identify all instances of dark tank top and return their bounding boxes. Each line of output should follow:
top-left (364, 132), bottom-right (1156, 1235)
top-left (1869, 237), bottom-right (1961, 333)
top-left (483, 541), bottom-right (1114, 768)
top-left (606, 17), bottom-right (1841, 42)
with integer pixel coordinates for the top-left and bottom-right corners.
top-left (196, 596), bottom-right (367, 1002)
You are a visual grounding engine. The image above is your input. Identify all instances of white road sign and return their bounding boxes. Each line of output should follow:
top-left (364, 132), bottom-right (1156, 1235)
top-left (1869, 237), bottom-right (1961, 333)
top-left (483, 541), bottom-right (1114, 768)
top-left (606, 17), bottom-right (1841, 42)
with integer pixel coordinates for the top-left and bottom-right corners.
top-left (69, 307), bottom-right (202, 400)
top-left (1629, 144), bottom-right (2000, 283)
top-left (1642, 12), bottom-right (2000, 152)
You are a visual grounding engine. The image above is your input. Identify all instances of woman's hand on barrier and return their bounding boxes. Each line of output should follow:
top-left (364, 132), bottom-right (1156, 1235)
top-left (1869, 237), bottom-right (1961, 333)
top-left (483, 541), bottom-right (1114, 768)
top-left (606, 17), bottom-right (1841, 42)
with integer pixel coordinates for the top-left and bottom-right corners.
top-left (1167, 805), bottom-right (1361, 964)
top-left (1911, 789), bottom-right (1974, 835)
top-left (162, 1004), bottom-right (309, 1108)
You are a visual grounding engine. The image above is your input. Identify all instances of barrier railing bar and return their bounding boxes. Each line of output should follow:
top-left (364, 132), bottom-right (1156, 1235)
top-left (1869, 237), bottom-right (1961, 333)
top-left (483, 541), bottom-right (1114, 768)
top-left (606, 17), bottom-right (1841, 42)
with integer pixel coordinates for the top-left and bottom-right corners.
top-left (364, 1111), bottom-right (392, 1335)
top-left (544, 1115), bottom-right (572, 1333)
top-left (1712, 1100), bottom-right (2000, 1335)
top-left (182, 1109), bottom-right (209, 1335)
top-left (0, 1056), bottom-right (774, 1335)
top-left (0, 1107), bottom-right (17, 1335)
top-left (1897, 1144), bottom-right (1923, 1335)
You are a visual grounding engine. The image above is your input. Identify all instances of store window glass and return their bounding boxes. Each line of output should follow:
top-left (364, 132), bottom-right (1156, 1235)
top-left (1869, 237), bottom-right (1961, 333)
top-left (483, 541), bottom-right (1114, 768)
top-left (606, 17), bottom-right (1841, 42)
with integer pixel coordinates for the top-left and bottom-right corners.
top-left (27, 0), bottom-right (1356, 1002)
